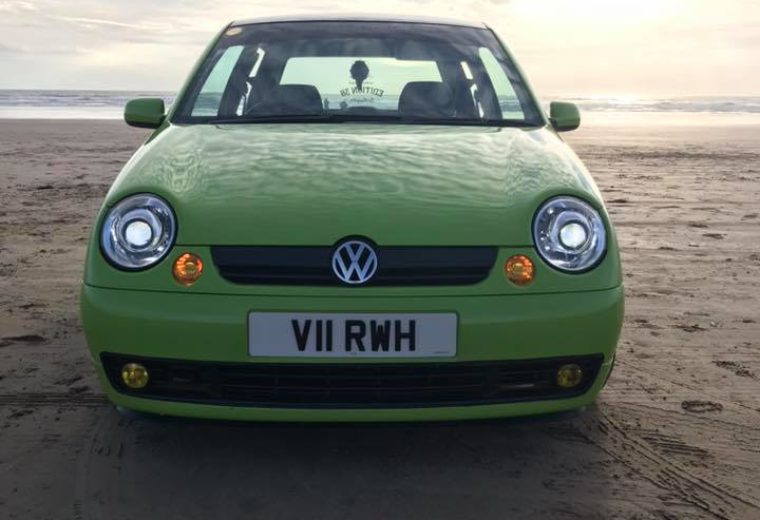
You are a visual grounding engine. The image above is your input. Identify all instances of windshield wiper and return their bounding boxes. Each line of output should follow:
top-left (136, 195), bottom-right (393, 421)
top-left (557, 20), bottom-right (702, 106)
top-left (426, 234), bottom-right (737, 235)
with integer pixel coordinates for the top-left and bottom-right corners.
top-left (208, 113), bottom-right (332, 124)
top-left (398, 117), bottom-right (537, 127)
top-left (208, 113), bottom-right (407, 125)
top-left (206, 113), bottom-right (538, 127)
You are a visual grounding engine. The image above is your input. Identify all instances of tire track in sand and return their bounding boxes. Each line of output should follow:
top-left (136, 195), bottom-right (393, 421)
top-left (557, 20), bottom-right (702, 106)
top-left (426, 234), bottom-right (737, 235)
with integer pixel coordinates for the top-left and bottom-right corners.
top-left (73, 409), bottom-right (131, 520)
top-left (576, 405), bottom-right (760, 519)
top-left (0, 392), bottom-right (108, 407)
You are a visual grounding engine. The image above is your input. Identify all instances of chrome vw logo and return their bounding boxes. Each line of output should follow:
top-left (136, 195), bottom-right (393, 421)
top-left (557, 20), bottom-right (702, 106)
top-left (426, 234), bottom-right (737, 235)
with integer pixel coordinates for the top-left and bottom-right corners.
top-left (332, 240), bottom-right (378, 285)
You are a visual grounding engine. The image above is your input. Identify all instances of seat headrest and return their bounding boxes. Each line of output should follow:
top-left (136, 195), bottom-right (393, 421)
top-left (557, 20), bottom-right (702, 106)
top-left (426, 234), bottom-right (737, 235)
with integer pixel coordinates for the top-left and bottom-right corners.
top-left (255, 84), bottom-right (323, 115)
top-left (398, 82), bottom-right (455, 119)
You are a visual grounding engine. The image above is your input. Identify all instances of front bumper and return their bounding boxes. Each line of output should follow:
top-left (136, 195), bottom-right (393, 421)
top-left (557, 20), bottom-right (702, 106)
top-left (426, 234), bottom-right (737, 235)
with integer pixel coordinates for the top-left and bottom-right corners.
top-left (81, 284), bottom-right (623, 421)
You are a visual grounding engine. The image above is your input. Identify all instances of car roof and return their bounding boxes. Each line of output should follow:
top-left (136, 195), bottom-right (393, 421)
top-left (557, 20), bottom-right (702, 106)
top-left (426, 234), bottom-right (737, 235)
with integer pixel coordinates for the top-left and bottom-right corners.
top-left (230, 13), bottom-right (487, 29)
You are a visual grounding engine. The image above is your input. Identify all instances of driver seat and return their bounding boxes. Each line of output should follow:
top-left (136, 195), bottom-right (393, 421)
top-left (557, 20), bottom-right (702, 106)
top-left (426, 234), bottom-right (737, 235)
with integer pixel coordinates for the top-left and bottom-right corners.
top-left (249, 84), bottom-right (323, 116)
top-left (398, 82), bottom-right (455, 119)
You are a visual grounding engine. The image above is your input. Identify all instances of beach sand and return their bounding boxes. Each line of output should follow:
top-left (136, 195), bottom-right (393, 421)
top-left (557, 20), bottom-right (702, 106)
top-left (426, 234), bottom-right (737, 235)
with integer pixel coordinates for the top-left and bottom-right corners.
top-left (1, 119), bottom-right (759, 519)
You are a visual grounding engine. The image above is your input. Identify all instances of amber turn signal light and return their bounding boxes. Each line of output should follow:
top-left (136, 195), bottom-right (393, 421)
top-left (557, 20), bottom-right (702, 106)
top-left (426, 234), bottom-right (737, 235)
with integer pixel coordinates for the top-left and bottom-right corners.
top-left (504, 255), bottom-right (535, 286)
top-left (173, 253), bottom-right (203, 286)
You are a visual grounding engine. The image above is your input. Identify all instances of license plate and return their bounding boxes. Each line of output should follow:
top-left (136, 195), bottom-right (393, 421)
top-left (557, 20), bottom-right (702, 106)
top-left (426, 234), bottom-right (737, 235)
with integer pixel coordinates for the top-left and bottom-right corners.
top-left (248, 312), bottom-right (457, 358)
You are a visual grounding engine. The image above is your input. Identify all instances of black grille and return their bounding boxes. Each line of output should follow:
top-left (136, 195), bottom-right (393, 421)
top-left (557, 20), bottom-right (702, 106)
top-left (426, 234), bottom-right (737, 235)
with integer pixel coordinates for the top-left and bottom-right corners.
top-left (101, 354), bottom-right (603, 409)
top-left (210, 245), bottom-right (497, 286)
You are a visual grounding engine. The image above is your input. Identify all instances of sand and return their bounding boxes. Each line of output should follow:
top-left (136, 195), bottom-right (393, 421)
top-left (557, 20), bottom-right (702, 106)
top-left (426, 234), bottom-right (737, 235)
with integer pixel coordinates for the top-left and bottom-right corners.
top-left (0, 119), bottom-right (759, 519)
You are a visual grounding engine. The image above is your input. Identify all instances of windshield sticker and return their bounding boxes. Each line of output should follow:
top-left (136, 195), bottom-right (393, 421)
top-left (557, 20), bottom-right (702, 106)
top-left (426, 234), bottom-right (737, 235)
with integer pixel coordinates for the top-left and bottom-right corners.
top-left (351, 61), bottom-right (369, 89)
top-left (339, 60), bottom-right (384, 101)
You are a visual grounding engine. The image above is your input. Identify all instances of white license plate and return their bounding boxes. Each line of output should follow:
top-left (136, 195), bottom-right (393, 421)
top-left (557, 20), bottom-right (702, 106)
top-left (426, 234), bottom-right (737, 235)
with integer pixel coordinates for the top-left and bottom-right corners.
top-left (248, 312), bottom-right (457, 358)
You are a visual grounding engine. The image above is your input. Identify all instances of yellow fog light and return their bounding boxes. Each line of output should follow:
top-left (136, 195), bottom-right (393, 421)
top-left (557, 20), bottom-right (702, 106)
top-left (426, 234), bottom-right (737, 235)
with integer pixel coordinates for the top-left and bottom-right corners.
top-left (556, 364), bottom-right (583, 389)
top-left (504, 255), bottom-right (535, 286)
top-left (121, 363), bottom-right (149, 389)
top-left (173, 253), bottom-right (203, 286)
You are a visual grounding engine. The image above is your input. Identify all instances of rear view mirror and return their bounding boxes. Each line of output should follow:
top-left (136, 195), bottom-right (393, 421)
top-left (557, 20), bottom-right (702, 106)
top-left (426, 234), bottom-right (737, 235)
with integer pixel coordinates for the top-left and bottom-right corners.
top-left (549, 101), bottom-right (580, 132)
top-left (124, 98), bottom-right (165, 129)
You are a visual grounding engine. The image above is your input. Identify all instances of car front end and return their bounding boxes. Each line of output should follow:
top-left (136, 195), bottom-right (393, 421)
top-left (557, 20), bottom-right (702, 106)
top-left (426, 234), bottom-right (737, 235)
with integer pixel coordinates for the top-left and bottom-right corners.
top-left (81, 16), bottom-right (623, 422)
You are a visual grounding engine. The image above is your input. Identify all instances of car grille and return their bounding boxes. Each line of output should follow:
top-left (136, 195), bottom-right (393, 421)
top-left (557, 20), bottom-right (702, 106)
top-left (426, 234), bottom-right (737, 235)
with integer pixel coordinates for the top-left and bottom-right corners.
top-left (210, 246), bottom-right (497, 286)
top-left (101, 354), bottom-right (603, 409)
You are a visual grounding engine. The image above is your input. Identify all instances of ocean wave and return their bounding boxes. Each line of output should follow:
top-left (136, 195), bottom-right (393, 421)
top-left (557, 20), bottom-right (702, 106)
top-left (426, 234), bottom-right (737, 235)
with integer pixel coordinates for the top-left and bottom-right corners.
top-left (555, 96), bottom-right (760, 114)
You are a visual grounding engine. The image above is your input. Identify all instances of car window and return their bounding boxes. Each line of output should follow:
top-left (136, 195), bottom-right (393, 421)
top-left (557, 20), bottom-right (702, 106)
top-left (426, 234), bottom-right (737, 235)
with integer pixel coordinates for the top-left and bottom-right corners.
top-left (175, 22), bottom-right (543, 126)
top-left (192, 45), bottom-right (244, 116)
top-left (280, 57), bottom-right (441, 111)
top-left (478, 47), bottom-right (523, 120)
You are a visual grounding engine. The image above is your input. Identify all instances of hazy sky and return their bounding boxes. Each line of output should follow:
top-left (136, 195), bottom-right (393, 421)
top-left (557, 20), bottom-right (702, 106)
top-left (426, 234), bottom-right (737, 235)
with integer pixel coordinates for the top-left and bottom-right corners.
top-left (1, 0), bottom-right (758, 97)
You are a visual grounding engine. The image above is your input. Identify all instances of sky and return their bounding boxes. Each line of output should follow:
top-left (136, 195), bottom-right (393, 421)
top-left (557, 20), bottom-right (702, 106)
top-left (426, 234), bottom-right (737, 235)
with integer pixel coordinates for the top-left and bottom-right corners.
top-left (0, 0), bottom-right (758, 97)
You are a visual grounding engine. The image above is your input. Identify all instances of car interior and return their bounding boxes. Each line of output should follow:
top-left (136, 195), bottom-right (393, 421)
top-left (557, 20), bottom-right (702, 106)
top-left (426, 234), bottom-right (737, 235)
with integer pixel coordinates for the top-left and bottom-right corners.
top-left (207, 40), bottom-right (508, 121)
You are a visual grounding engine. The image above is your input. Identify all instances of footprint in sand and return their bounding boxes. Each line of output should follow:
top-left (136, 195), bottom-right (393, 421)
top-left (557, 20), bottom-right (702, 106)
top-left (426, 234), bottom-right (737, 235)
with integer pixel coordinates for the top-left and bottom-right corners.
top-left (1, 334), bottom-right (47, 346)
top-left (681, 400), bottom-right (723, 413)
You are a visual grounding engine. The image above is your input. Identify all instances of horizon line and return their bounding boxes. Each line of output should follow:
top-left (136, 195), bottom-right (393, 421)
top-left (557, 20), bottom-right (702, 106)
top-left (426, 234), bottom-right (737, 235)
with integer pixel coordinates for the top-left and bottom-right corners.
top-left (0, 88), bottom-right (759, 100)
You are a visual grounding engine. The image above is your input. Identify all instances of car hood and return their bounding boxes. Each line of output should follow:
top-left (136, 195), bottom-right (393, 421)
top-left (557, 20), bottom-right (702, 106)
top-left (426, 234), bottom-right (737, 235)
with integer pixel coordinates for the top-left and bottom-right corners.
top-left (106, 124), bottom-right (605, 246)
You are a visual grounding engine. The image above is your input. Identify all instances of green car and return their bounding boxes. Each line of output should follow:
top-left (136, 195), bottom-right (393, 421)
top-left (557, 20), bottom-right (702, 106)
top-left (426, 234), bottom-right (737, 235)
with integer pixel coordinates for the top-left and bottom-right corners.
top-left (81, 15), bottom-right (623, 422)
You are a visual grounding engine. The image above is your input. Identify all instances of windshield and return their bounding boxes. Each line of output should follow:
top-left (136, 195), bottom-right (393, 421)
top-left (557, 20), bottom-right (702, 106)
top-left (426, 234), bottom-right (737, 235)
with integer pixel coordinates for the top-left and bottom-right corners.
top-left (173, 21), bottom-right (544, 127)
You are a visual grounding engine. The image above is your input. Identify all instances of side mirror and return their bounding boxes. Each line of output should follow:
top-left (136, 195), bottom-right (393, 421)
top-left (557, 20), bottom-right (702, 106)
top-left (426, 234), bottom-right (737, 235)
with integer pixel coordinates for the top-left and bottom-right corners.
top-left (124, 98), bottom-right (165, 129)
top-left (549, 101), bottom-right (580, 132)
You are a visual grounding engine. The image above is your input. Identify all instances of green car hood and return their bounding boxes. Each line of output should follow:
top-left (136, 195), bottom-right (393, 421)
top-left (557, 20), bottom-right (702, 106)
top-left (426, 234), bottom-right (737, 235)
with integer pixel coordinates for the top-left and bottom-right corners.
top-left (105, 124), bottom-right (606, 246)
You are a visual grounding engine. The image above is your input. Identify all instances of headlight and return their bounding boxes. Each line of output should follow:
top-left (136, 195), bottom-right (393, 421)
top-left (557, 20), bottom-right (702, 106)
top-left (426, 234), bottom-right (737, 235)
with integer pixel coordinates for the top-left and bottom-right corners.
top-left (532, 196), bottom-right (606, 272)
top-left (100, 194), bottom-right (176, 270)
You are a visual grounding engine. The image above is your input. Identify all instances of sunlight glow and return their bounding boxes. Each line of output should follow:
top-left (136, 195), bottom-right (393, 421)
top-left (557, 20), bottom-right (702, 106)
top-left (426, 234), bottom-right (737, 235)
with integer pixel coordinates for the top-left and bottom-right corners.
top-left (0, 0), bottom-right (757, 96)
top-left (510, 0), bottom-right (684, 25)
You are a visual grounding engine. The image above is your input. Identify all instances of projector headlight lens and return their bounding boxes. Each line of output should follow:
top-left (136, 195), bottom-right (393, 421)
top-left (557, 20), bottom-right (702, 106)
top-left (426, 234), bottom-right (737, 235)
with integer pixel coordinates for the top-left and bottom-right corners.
top-left (558, 221), bottom-right (588, 250)
top-left (124, 220), bottom-right (153, 248)
top-left (533, 196), bottom-right (606, 272)
top-left (101, 194), bottom-right (176, 270)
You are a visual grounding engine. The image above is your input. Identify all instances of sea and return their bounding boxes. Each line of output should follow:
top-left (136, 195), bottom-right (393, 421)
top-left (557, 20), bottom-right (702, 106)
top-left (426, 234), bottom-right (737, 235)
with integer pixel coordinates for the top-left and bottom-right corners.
top-left (1, 90), bottom-right (759, 126)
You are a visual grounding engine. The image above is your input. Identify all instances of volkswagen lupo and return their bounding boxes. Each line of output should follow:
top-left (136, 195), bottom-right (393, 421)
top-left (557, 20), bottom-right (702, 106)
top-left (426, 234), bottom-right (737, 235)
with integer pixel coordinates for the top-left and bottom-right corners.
top-left (81, 15), bottom-right (623, 421)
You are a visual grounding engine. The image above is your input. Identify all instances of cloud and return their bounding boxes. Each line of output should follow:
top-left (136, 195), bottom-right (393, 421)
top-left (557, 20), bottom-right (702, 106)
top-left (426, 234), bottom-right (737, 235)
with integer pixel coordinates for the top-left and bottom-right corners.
top-left (0, 0), bottom-right (758, 95)
top-left (0, 42), bottom-right (24, 53)
top-left (0, 0), bottom-right (36, 12)
top-left (55, 15), bottom-right (170, 31)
